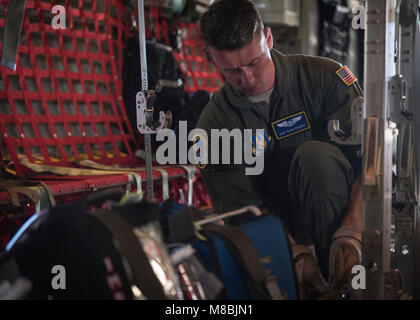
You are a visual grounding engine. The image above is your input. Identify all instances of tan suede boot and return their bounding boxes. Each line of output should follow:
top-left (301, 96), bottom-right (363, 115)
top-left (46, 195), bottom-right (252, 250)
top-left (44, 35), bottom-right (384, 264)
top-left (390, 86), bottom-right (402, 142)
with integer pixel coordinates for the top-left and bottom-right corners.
top-left (290, 243), bottom-right (330, 299)
top-left (328, 226), bottom-right (362, 290)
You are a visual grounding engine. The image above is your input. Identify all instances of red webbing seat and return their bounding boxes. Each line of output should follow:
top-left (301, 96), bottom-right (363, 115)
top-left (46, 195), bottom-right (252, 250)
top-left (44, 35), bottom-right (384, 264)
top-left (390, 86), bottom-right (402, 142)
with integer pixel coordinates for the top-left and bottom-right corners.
top-left (0, 0), bottom-right (141, 175)
top-left (0, 1), bottom-right (212, 214)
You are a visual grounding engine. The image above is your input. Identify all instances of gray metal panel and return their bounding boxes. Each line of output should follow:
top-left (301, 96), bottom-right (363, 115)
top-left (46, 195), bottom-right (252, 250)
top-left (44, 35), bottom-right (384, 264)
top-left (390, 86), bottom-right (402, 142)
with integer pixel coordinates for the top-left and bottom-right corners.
top-left (392, 0), bottom-right (419, 297)
top-left (412, 20), bottom-right (420, 299)
top-left (362, 0), bottom-right (397, 299)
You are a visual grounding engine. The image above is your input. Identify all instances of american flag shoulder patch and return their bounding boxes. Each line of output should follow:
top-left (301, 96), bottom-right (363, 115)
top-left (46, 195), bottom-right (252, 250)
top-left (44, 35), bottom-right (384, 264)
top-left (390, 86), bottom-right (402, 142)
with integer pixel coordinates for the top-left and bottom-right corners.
top-left (336, 65), bottom-right (357, 86)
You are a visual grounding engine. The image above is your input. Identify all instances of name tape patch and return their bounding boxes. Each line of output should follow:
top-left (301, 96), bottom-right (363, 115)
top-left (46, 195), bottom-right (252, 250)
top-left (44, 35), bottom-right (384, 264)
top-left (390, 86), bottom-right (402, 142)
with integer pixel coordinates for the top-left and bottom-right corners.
top-left (272, 111), bottom-right (311, 140)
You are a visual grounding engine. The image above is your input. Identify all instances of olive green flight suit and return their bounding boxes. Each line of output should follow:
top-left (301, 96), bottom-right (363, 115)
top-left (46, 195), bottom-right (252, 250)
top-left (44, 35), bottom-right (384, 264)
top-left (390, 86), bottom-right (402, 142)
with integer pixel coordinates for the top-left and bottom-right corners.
top-left (196, 49), bottom-right (362, 276)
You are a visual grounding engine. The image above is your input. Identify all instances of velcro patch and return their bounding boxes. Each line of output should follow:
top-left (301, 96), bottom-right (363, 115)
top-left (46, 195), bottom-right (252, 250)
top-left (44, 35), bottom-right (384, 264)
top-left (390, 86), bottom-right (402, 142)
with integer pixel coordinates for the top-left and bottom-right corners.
top-left (336, 65), bottom-right (357, 86)
top-left (251, 130), bottom-right (271, 155)
top-left (192, 134), bottom-right (207, 169)
top-left (272, 111), bottom-right (310, 140)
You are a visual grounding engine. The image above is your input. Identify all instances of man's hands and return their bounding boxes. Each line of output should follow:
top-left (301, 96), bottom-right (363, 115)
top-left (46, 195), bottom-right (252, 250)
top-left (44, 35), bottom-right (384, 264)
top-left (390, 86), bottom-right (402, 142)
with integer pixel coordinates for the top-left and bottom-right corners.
top-left (288, 235), bottom-right (330, 299)
top-left (288, 176), bottom-right (363, 298)
top-left (328, 176), bottom-right (362, 289)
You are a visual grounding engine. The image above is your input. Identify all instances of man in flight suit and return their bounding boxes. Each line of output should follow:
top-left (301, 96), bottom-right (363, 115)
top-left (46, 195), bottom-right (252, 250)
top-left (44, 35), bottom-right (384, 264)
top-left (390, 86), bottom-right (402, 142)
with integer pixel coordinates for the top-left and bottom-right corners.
top-left (196, 0), bottom-right (363, 297)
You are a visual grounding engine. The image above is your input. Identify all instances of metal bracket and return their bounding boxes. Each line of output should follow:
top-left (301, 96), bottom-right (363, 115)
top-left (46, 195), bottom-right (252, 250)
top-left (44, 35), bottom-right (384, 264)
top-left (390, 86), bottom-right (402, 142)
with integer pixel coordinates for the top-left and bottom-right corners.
top-left (136, 91), bottom-right (172, 134)
top-left (328, 97), bottom-right (364, 149)
top-left (155, 169), bottom-right (169, 201)
top-left (126, 172), bottom-right (143, 197)
top-left (194, 206), bottom-right (262, 227)
top-left (387, 75), bottom-right (411, 122)
top-left (363, 229), bottom-right (382, 273)
top-left (180, 165), bottom-right (196, 206)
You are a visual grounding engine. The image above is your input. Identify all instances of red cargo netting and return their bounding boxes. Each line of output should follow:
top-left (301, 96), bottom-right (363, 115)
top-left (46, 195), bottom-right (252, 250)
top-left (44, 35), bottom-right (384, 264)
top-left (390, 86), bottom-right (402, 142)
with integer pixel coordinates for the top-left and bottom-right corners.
top-left (0, 0), bottom-right (138, 176)
top-left (143, 6), bottom-right (224, 93)
top-left (174, 22), bottom-right (224, 93)
top-left (0, 1), bottom-right (212, 218)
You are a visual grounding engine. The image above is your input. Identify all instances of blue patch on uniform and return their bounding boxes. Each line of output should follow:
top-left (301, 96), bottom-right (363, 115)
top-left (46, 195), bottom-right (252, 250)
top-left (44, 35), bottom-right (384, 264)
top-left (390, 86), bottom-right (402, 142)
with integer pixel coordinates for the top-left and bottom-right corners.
top-left (272, 111), bottom-right (311, 140)
top-left (252, 130), bottom-right (270, 153)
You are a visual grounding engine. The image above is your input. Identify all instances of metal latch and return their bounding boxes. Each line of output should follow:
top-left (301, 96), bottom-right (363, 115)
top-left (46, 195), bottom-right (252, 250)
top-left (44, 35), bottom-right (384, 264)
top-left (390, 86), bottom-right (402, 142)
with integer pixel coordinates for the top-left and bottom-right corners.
top-left (136, 90), bottom-right (172, 134)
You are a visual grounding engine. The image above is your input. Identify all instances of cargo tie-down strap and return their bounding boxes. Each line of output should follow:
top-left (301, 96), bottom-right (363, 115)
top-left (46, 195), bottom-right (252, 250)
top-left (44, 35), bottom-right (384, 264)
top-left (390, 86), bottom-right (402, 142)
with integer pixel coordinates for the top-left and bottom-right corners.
top-left (0, 179), bottom-right (55, 212)
top-left (18, 158), bottom-right (142, 195)
top-left (79, 159), bottom-right (196, 203)
top-left (20, 158), bottom-right (196, 203)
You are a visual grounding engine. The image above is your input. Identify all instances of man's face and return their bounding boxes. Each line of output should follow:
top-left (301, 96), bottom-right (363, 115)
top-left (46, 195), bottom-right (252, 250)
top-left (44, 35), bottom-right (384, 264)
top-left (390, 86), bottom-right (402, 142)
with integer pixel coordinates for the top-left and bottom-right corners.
top-left (208, 28), bottom-right (275, 96)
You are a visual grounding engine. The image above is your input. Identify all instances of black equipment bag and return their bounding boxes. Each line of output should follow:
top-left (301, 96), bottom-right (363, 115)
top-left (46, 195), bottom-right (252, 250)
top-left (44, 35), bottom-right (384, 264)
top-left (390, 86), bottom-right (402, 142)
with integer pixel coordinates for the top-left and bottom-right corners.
top-left (3, 196), bottom-right (177, 300)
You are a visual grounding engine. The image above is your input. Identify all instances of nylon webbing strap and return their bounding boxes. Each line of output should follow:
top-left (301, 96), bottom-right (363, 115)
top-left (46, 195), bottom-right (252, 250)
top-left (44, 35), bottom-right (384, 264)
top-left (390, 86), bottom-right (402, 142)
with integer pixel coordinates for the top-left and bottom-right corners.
top-left (91, 210), bottom-right (167, 300)
top-left (76, 159), bottom-right (178, 172)
top-left (0, 0), bottom-right (27, 70)
top-left (24, 160), bottom-right (144, 196)
top-left (0, 180), bottom-right (55, 209)
top-left (155, 169), bottom-right (169, 201)
top-left (180, 165), bottom-right (195, 206)
top-left (0, 184), bottom-right (39, 207)
top-left (77, 160), bottom-right (174, 198)
top-left (22, 161), bottom-right (131, 176)
top-left (23, 161), bottom-right (143, 197)
top-left (203, 224), bottom-right (285, 300)
top-left (22, 160), bottom-right (197, 202)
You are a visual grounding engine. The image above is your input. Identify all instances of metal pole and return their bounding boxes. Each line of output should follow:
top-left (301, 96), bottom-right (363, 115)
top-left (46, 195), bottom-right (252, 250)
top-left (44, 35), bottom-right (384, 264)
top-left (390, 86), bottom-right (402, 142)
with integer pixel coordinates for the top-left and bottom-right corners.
top-left (137, 0), bottom-right (154, 200)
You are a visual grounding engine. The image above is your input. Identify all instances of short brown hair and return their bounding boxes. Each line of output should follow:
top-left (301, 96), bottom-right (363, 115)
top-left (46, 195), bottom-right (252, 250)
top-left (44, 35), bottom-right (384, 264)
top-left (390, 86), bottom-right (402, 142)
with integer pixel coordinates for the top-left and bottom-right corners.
top-left (199, 0), bottom-right (264, 50)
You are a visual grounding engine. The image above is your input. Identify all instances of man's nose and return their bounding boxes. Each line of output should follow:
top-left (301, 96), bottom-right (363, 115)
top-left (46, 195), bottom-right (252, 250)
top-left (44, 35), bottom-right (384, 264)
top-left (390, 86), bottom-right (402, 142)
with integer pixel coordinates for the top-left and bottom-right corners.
top-left (240, 68), bottom-right (255, 86)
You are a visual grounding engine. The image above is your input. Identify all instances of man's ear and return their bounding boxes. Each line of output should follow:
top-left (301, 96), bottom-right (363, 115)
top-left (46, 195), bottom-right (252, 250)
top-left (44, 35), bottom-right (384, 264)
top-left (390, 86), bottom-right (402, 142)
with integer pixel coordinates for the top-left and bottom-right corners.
top-left (264, 27), bottom-right (273, 50)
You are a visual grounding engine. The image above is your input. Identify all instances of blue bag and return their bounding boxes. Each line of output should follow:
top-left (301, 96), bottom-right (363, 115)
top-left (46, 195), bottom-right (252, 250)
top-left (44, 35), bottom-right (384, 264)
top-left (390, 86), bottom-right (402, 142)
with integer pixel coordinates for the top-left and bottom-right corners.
top-left (192, 215), bottom-right (298, 300)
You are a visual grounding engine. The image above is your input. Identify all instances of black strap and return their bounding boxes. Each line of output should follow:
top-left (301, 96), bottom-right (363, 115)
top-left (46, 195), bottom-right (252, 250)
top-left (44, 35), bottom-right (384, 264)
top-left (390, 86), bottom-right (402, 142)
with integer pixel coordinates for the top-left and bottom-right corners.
top-left (206, 236), bottom-right (228, 299)
top-left (91, 210), bottom-right (167, 300)
top-left (203, 224), bottom-right (285, 300)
